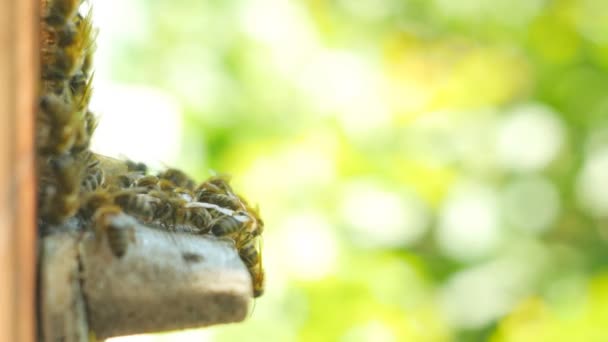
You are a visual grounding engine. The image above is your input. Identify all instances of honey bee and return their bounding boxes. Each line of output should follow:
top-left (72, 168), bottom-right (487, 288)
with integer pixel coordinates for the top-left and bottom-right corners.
top-left (43, 44), bottom-right (85, 81)
top-left (198, 192), bottom-right (242, 211)
top-left (136, 175), bottom-right (160, 190)
top-left (158, 179), bottom-right (177, 191)
top-left (158, 168), bottom-right (196, 190)
top-left (237, 233), bottom-right (265, 298)
top-left (42, 155), bottom-right (84, 223)
top-left (43, 0), bottom-right (81, 27)
top-left (210, 212), bottom-right (252, 237)
top-left (183, 206), bottom-right (213, 233)
top-left (113, 191), bottom-right (157, 222)
top-left (81, 163), bottom-right (104, 192)
top-left (151, 196), bottom-right (184, 226)
top-left (72, 110), bottom-right (97, 153)
top-left (56, 21), bottom-right (77, 47)
top-left (251, 265), bottom-right (265, 298)
top-left (80, 190), bottom-right (114, 219)
top-left (93, 205), bottom-right (136, 258)
top-left (206, 174), bottom-right (234, 193)
top-left (39, 94), bottom-right (79, 154)
top-left (237, 234), bottom-right (259, 268)
top-left (126, 160), bottom-right (148, 173)
top-left (173, 187), bottom-right (194, 202)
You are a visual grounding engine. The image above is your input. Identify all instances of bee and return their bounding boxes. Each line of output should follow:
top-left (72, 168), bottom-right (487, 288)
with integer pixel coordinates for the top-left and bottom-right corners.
top-left (136, 175), bottom-right (160, 190)
top-left (43, 44), bottom-right (85, 80)
top-left (39, 94), bottom-right (80, 154)
top-left (198, 192), bottom-right (242, 211)
top-left (251, 265), bottom-right (265, 298)
top-left (210, 212), bottom-right (252, 237)
top-left (237, 233), bottom-right (265, 298)
top-left (81, 163), bottom-right (104, 192)
top-left (237, 234), bottom-right (259, 268)
top-left (113, 191), bottom-right (157, 222)
top-left (41, 155), bottom-right (84, 223)
top-left (173, 187), bottom-right (194, 202)
top-left (126, 160), bottom-right (148, 173)
top-left (80, 190), bottom-right (114, 219)
top-left (206, 174), bottom-right (234, 193)
top-left (93, 205), bottom-right (136, 258)
top-left (72, 110), bottom-right (97, 153)
top-left (43, 0), bottom-right (81, 27)
top-left (159, 179), bottom-right (177, 191)
top-left (183, 206), bottom-right (213, 233)
top-left (151, 195), bottom-right (184, 226)
top-left (158, 168), bottom-right (196, 190)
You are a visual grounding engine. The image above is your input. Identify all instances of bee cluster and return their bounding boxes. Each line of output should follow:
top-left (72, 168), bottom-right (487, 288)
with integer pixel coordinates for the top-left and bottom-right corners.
top-left (81, 165), bottom-right (265, 298)
top-left (38, 0), bottom-right (99, 224)
top-left (37, 0), bottom-right (264, 298)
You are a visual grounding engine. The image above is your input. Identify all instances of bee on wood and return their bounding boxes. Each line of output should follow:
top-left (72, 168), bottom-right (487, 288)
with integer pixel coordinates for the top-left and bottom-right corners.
top-left (251, 265), bottom-right (265, 298)
top-left (41, 155), bottom-right (84, 223)
top-left (150, 194), bottom-right (183, 225)
top-left (158, 168), bottom-right (196, 190)
top-left (173, 187), bottom-right (194, 202)
top-left (135, 175), bottom-right (160, 190)
top-left (237, 233), bottom-right (265, 298)
top-left (43, 0), bottom-right (81, 27)
top-left (93, 205), bottom-right (136, 258)
top-left (79, 153), bottom-right (103, 192)
top-left (38, 94), bottom-right (80, 155)
top-left (159, 179), bottom-right (177, 192)
top-left (80, 190), bottom-right (114, 219)
top-left (237, 234), bottom-right (259, 268)
top-left (183, 206), bottom-right (213, 233)
top-left (113, 191), bottom-right (157, 222)
top-left (198, 192), bottom-right (242, 211)
top-left (72, 110), bottom-right (97, 153)
top-left (210, 212), bottom-right (252, 237)
top-left (81, 163), bottom-right (104, 192)
top-left (206, 174), bottom-right (234, 193)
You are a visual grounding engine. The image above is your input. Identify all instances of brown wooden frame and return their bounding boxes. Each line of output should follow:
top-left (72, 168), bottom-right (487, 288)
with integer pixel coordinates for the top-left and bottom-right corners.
top-left (0, 0), bottom-right (38, 341)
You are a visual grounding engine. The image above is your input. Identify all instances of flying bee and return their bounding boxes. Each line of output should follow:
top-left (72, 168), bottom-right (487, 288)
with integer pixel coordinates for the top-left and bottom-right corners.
top-left (158, 168), bottom-right (196, 190)
top-left (113, 191), bottom-right (157, 222)
top-left (43, 0), bottom-right (81, 27)
top-left (210, 212), bottom-right (252, 237)
top-left (93, 205), bottom-right (136, 258)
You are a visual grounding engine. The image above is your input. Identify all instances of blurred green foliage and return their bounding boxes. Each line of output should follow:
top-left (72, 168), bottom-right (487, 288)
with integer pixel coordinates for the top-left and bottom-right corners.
top-left (99, 0), bottom-right (608, 341)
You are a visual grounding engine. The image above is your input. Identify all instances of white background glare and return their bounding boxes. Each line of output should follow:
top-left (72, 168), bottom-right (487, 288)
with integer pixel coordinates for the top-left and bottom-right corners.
top-left (340, 182), bottom-right (429, 248)
top-left (437, 182), bottom-right (501, 262)
top-left (276, 213), bottom-right (339, 281)
top-left (496, 103), bottom-right (565, 172)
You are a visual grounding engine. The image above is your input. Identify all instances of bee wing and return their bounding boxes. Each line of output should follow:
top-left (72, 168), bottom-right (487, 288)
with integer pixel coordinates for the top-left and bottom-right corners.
top-left (185, 202), bottom-right (235, 216)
